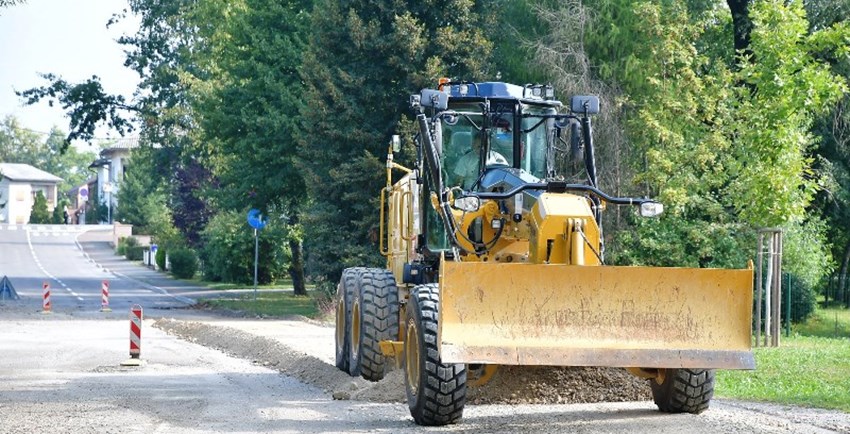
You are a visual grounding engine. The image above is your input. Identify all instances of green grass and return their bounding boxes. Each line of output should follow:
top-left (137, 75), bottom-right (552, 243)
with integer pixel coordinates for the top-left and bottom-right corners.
top-left (716, 304), bottom-right (850, 412)
top-left (794, 305), bottom-right (850, 338)
top-left (716, 335), bottom-right (850, 412)
top-left (200, 289), bottom-right (330, 319)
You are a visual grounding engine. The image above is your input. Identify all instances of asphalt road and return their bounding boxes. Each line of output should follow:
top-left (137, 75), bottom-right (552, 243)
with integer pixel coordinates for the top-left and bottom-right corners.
top-left (0, 224), bottom-right (190, 315)
top-left (1, 224), bottom-right (849, 433)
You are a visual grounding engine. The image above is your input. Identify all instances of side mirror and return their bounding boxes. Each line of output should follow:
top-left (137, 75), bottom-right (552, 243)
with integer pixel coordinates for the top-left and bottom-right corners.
top-left (570, 95), bottom-right (600, 115)
top-left (639, 201), bottom-right (664, 218)
top-left (420, 89), bottom-right (449, 110)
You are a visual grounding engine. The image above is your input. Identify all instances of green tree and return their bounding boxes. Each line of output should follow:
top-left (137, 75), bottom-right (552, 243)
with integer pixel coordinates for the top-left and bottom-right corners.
top-left (29, 191), bottom-right (50, 224)
top-left (805, 0), bottom-right (850, 305)
top-left (17, 1), bottom-right (216, 245)
top-left (51, 199), bottom-right (68, 224)
top-left (532, 0), bottom-right (847, 293)
top-left (41, 128), bottom-right (98, 194)
top-left (299, 0), bottom-right (495, 287)
top-left (200, 210), bottom-right (291, 284)
top-left (0, 116), bottom-right (43, 164)
top-left (85, 187), bottom-right (107, 224)
top-left (190, 0), bottom-right (310, 294)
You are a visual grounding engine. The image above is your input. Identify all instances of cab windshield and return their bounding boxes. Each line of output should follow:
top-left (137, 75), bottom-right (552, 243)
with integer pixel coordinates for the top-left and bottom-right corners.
top-left (520, 105), bottom-right (556, 180)
top-left (441, 104), bottom-right (513, 190)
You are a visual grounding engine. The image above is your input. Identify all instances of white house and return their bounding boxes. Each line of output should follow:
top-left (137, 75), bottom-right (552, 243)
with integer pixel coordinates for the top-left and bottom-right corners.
top-left (88, 137), bottom-right (139, 222)
top-left (0, 163), bottom-right (63, 224)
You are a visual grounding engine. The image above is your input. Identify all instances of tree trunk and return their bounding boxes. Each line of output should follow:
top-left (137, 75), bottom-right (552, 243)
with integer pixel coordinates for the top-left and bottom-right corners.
top-left (287, 211), bottom-right (307, 296)
top-left (727, 0), bottom-right (753, 59)
top-left (840, 239), bottom-right (850, 308)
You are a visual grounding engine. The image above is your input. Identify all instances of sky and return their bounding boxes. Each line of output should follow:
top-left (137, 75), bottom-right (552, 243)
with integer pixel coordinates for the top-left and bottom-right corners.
top-left (0, 0), bottom-right (140, 144)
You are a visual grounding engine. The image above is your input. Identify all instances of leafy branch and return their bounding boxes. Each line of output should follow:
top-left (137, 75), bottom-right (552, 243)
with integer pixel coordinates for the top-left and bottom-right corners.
top-left (16, 74), bottom-right (139, 149)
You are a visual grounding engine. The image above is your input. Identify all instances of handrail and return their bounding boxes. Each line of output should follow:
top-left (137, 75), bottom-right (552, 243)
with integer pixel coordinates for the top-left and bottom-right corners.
top-left (468, 181), bottom-right (655, 206)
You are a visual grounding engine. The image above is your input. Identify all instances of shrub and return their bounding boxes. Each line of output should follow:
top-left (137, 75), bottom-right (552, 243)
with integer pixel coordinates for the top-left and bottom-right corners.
top-left (29, 191), bottom-right (50, 224)
top-left (155, 247), bottom-right (167, 270)
top-left (169, 248), bottom-right (198, 279)
top-left (52, 201), bottom-right (68, 224)
top-left (781, 272), bottom-right (816, 324)
top-left (199, 210), bottom-right (290, 284)
top-left (125, 245), bottom-right (144, 261)
top-left (116, 237), bottom-right (127, 256)
top-left (118, 237), bottom-right (145, 261)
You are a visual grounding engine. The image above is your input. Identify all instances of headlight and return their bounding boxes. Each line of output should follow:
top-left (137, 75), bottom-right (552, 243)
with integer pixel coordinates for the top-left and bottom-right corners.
top-left (639, 201), bottom-right (664, 218)
top-left (453, 196), bottom-right (481, 213)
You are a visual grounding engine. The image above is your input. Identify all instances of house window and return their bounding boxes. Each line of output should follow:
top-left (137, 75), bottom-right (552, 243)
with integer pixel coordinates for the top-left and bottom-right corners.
top-left (15, 189), bottom-right (24, 201)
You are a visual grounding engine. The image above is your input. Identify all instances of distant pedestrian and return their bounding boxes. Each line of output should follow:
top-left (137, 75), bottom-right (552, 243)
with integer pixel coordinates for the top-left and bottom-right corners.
top-left (63, 209), bottom-right (69, 225)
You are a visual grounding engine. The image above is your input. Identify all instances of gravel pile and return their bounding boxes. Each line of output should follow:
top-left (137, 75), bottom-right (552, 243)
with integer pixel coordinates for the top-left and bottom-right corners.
top-left (153, 319), bottom-right (651, 405)
top-left (469, 366), bottom-right (651, 405)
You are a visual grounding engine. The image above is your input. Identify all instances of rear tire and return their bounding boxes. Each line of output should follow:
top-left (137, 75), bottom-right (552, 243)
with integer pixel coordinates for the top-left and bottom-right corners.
top-left (404, 284), bottom-right (466, 426)
top-left (335, 268), bottom-right (363, 373)
top-left (651, 368), bottom-right (715, 414)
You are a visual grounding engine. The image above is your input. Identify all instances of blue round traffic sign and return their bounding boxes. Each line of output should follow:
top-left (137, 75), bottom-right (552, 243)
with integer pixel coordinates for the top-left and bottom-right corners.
top-left (247, 208), bottom-right (267, 230)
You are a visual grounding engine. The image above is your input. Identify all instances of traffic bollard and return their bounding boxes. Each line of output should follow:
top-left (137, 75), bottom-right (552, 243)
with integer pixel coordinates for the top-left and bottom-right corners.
top-left (41, 282), bottom-right (51, 314)
top-left (100, 280), bottom-right (111, 312)
top-left (121, 304), bottom-right (144, 366)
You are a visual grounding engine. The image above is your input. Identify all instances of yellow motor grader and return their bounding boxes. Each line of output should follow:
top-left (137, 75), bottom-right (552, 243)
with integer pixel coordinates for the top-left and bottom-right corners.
top-left (335, 80), bottom-right (754, 426)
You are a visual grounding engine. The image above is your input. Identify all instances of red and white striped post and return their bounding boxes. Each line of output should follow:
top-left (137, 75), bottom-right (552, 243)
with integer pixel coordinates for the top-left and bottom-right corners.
top-left (41, 282), bottom-right (51, 314)
top-left (100, 280), bottom-right (111, 312)
top-left (121, 304), bottom-right (144, 366)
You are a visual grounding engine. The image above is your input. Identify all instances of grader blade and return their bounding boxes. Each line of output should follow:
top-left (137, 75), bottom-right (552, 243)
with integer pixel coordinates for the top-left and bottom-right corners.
top-left (438, 262), bottom-right (754, 369)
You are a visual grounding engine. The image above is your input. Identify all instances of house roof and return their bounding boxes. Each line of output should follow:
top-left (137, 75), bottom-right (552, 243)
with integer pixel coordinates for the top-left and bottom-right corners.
top-left (101, 137), bottom-right (140, 154)
top-left (91, 137), bottom-right (140, 167)
top-left (0, 163), bottom-right (63, 183)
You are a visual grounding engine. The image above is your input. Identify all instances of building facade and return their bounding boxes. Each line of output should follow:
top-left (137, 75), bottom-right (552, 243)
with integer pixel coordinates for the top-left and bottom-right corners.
top-left (88, 137), bottom-right (139, 222)
top-left (0, 163), bottom-right (63, 224)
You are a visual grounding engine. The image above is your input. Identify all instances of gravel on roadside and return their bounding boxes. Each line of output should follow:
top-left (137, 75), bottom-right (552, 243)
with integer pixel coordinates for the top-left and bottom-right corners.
top-left (153, 318), bottom-right (651, 406)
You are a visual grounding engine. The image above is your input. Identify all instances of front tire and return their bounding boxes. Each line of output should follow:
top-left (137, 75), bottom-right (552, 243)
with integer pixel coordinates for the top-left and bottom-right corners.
top-left (651, 368), bottom-right (715, 414)
top-left (404, 284), bottom-right (466, 426)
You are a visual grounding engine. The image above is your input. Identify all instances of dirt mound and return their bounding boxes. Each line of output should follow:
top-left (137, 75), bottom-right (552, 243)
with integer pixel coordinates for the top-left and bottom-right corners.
top-left (153, 319), bottom-right (651, 405)
top-left (153, 319), bottom-right (372, 396)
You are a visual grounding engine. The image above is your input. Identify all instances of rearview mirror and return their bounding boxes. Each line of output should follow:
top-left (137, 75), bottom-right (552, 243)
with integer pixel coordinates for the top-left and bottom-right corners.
top-left (570, 95), bottom-right (600, 115)
top-left (420, 89), bottom-right (449, 110)
top-left (639, 201), bottom-right (664, 218)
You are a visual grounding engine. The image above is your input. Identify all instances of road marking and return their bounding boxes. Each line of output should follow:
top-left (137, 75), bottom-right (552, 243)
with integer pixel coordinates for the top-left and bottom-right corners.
top-left (26, 228), bottom-right (85, 302)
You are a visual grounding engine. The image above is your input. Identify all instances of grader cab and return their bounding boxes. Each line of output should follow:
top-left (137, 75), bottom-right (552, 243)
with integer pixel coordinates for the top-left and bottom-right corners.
top-left (335, 80), bottom-right (754, 426)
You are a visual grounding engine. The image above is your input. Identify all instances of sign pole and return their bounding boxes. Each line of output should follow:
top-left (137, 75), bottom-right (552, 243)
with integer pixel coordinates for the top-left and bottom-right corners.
top-left (246, 208), bottom-right (266, 306)
top-left (254, 227), bottom-right (259, 302)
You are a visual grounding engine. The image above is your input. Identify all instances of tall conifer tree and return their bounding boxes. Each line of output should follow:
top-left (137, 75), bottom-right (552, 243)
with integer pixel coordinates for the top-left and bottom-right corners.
top-left (299, 0), bottom-right (495, 285)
